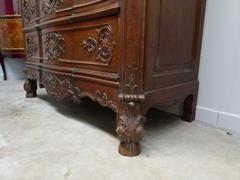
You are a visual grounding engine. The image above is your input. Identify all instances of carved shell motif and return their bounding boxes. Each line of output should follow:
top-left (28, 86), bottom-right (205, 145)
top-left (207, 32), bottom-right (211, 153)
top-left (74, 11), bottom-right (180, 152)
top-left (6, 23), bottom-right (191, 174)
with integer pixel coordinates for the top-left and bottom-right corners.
top-left (82, 25), bottom-right (116, 64)
top-left (23, 0), bottom-right (35, 22)
top-left (42, 0), bottom-right (64, 15)
top-left (44, 32), bottom-right (65, 60)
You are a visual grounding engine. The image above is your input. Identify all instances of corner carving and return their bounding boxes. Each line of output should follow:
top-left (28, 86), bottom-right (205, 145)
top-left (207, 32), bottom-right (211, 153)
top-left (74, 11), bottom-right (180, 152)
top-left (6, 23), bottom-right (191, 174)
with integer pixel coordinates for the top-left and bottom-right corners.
top-left (44, 32), bottom-right (65, 60)
top-left (26, 37), bottom-right (38, 57)
top-left (82, 25), bottom-right (116, 64)
top-left (120, 65), bottom-right (144, 107)
top-left (116, 64), bottom-right (146, 146)
top-left (42, 0), bottom-right (64, 15)
top-left (23, 0), bottom-right (35, 22)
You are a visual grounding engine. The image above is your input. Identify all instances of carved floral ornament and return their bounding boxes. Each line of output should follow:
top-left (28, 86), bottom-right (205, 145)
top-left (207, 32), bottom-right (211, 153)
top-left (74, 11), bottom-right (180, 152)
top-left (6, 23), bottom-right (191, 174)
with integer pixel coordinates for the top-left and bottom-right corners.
top-left (82, 25), bottom-right (116, 64)
top-left (26, 37), bottom-right (38, 57)
top-left (44, 32), bottom-right (65, 60)
top-left (23, 0), bottom-right (35, 22)
top-left (42, 73), bottom-right (117, 111)
top-left (125, 65), bottom-right (139, 94)
top-left (42, 0), bottom-right (64, 15)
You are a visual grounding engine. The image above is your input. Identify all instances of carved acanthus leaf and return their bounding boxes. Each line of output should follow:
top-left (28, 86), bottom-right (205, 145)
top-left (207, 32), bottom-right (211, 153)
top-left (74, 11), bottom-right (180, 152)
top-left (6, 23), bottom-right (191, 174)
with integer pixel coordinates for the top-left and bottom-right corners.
top-left (116, 110), bottom-right (145, 143)
top-left (82, 25), bottom-right (115, 64)
top-left (116, 64), bottom-right (145, 144)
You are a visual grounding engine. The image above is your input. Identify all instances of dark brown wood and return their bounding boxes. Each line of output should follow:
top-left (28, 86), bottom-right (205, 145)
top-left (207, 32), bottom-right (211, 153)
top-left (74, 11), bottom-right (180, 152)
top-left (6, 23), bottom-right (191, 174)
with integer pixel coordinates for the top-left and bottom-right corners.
top-left (0, 53), bottom-right (7, 80)
top-left (24, 79), bottom-right (37, 98)
top-left (21, 0), bottom-right (206, 157)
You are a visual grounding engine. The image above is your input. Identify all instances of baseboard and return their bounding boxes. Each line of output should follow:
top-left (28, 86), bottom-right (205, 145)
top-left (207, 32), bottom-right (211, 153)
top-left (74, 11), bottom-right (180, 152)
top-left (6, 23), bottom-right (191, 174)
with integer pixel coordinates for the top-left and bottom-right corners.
top-left (196, 106), bottom-right (240, 134)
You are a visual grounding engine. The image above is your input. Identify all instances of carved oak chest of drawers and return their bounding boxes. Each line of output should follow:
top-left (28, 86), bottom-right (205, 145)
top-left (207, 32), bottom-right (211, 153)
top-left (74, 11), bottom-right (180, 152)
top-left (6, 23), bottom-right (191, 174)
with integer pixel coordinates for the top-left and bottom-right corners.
top-left (21, 0), bottom-right (206, 156)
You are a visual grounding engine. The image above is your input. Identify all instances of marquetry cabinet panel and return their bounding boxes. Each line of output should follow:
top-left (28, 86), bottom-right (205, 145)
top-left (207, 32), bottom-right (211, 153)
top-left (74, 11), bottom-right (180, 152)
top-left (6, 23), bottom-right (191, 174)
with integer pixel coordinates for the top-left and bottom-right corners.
top-left (21, 0), bottom-right (206, 157)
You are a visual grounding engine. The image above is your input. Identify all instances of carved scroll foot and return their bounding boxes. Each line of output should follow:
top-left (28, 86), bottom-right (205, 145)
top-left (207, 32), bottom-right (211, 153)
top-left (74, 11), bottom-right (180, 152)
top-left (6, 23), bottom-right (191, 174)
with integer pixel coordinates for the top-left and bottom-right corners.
top-left (182, 94), bottom-right (197, 122)
top-left (24, 79), bottom-right (37, 98)
top-left (116, 102), bottom-right (145, 156)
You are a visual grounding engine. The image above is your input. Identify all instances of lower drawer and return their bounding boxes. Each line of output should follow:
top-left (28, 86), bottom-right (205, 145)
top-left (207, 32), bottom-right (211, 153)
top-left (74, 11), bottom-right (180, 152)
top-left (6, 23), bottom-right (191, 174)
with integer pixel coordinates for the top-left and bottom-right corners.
top-left (41, 70), bottom-right (118, 112)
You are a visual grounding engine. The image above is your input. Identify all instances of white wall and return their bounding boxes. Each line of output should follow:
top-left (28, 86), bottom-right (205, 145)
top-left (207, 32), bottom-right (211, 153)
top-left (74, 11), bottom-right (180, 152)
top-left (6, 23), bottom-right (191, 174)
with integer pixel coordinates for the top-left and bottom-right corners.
top-left (196, 0), bottom-right (240, 133)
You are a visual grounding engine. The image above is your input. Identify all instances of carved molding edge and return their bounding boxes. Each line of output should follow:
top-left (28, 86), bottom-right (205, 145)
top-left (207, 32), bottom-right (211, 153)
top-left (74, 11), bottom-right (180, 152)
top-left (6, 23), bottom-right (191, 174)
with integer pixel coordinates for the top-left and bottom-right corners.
top-left (42, 0), bottom-right (64, 15)
top-left (42, 73), bottom-right (117, 112)
top-left (26, 37), bottom-right (38, 57)
top-left (23, 0), bottom-right (35, 22)
top-left (44, 32), bottom-right (65, 60)
top-left (82, 25), bottom-right (116, 64)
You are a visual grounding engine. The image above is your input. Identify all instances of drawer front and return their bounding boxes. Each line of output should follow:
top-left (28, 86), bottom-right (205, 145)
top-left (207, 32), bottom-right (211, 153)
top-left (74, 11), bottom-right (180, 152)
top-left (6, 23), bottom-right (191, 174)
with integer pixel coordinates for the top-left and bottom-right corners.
top-left (41, 16), bottom-right (119, 73)
top-left (25, 32), bottom-right (41, 62)
top-left (38, 0), bottom-right (73, 22)
top-left (21, 0), bottom-right (38, 28)
top-left (73, 0), bottom-right (119, 13)
top-left (41, 28), bottom-right (73, 65)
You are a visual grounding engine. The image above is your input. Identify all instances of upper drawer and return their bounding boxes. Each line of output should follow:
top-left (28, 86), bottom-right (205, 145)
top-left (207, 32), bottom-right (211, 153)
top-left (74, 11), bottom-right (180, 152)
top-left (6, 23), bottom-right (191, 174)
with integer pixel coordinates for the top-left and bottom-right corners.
top-left (38, 0), bottom-right (73, 22)
top-left (38, 0), bottom-right (119, 23)
top-left (73, 0), bottom-right (119, 14)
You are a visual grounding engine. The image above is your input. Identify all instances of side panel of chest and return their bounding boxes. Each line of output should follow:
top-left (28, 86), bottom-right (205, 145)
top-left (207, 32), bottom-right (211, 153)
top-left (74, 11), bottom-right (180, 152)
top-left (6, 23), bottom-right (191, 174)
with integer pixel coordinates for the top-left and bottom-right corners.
top-left (145, 0), bottom-right (206, 89)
